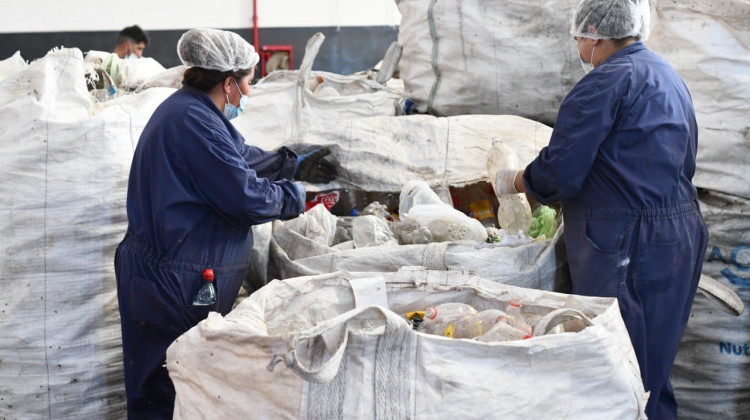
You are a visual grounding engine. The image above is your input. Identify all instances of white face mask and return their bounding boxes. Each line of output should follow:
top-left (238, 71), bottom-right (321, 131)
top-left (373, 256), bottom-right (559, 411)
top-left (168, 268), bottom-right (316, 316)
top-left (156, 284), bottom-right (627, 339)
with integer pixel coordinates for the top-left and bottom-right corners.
top-left (578, 39), bottom-right (596, 74)
top-left (125, 44), bottom-right (140, 60)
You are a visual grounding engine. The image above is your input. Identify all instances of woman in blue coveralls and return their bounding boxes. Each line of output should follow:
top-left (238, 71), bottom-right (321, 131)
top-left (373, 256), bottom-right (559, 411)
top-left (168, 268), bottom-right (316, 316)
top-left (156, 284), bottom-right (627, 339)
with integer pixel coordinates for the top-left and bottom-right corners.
top-left (490, 1), bottom-right (708, 418)
top-left (114, 28), bottom-right (336, 418)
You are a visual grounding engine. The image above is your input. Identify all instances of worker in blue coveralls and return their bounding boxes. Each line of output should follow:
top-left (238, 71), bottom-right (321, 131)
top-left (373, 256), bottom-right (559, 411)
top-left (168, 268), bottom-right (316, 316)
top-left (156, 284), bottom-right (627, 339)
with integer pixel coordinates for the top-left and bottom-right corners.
top-left (489, 1), bottom-right (707, 419)
top-left (114, 28), bottom-right (337, 419)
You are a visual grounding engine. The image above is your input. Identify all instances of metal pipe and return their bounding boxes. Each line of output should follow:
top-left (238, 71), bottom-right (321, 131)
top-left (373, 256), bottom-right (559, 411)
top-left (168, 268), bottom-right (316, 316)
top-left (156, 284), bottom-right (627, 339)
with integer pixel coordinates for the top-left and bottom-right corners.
top-left (253, 0), bottom-right (259, 49)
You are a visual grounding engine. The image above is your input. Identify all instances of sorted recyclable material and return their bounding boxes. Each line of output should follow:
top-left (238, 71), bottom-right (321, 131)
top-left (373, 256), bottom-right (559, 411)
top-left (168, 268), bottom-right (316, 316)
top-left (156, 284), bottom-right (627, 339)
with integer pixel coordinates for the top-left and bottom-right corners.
top-left (528, 205), bottom-right (558, 240)
top-left (413, 298), bottom-right (537, 341)
top-left (398, 180), bottom-right (488, 243)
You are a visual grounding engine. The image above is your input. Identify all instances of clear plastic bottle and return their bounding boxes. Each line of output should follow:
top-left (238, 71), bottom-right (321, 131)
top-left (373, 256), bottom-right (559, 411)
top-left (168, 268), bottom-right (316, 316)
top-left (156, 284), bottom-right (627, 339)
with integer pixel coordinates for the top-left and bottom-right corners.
top-left (505, 297), bottom-right (533, 335)
top-left (192, 268), bottom-right (217, 306)
top-left (450, 309), bottom-right (508, 339)
top-left (486, 138), bottom-right (532, 234)
top-left (475, 321), bottom-right (531, 342)
top-left (418, 303), bottom-right (477, 335)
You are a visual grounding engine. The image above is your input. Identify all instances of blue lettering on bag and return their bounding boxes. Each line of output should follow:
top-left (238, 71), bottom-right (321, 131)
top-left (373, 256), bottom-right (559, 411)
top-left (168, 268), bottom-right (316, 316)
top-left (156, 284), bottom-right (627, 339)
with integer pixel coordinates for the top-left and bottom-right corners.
top-left (719, 342), bottom-right (750, 356)
top-left (709, 246), bottom-right (750, 287)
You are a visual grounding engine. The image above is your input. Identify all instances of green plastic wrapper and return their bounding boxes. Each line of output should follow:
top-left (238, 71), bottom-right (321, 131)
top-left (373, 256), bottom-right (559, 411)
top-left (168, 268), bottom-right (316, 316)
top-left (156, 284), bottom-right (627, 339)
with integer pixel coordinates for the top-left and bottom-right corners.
top-left (528, 205), bottom-right (558, 239)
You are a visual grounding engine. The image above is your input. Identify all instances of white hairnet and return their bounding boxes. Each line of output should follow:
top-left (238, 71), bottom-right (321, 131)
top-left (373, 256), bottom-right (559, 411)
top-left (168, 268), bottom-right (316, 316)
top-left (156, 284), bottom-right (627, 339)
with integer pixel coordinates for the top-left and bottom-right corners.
top-left (571, 0), bottom-right (650, 41)
top-left (177, 28), bottom-right (260, 72)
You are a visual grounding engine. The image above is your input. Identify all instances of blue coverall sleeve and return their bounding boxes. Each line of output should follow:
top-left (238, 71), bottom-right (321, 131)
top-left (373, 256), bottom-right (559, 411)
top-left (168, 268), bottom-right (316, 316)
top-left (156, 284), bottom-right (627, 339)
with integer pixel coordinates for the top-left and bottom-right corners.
top-left (180, 106), bottom-right (304, 226)
top-left (523, 66), bottom-right (631, 204)
top-left (239, 143), bottom-right (298, 182)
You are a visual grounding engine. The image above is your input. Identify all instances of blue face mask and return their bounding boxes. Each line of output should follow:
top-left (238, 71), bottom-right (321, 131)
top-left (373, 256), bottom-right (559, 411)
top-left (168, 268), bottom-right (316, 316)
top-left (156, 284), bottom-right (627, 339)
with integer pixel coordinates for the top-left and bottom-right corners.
top-left (224, 79), bottom-right (248, 120)
top-left (126, 53), bottom-right (139, 60)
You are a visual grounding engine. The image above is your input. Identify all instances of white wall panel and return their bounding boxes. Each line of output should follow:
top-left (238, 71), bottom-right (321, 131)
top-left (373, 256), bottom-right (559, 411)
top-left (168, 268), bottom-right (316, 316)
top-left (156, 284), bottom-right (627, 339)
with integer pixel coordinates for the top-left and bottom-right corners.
top-left (0, 0), bottom-right (401, 33)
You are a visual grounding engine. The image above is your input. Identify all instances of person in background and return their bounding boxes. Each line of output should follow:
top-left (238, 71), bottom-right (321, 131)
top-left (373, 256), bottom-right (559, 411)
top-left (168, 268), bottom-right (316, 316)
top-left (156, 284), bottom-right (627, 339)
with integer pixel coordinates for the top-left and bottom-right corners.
top-left (489, 0), bottom-right (707, 418)
top-left (114, 27), bottom-right (336, 418)
top-left (102, 25), bottom-right (149, 87)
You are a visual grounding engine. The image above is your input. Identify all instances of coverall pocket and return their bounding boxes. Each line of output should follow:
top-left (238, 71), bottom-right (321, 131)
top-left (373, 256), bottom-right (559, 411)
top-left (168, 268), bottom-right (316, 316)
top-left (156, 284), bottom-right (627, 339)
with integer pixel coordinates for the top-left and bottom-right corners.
top-left (584, 218), bottom-right (634, 252)
top-left (571, 218), bottom-right (634, 297)
top-left (634, 241), bottom-right (681, 293)
top-left (129, 275), bottom-right (171, 329)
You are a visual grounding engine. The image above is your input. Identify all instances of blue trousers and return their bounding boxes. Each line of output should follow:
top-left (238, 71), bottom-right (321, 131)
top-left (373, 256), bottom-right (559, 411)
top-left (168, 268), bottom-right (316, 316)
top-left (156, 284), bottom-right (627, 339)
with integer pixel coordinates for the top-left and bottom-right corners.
top-left (114, 233), bottom-right (247, 419)
top-left (564, 200), bottom-right (707, 420)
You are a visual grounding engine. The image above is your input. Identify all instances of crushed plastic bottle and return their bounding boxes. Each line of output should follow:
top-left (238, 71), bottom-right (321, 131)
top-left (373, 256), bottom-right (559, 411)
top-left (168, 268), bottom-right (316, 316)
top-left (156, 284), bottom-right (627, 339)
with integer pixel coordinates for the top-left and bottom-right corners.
top-left (192, 268), bottom-right (217, 306)
top-left (418, 303), bottom-right (477, 334)
top-left (449, 309), bottom-right (509, 339)
top-left (475, 321), bottom-right (531, 342)
top-left (505, 297), bottom-right (533, 335)
top-left (486, 138), bottom-right (533, 234)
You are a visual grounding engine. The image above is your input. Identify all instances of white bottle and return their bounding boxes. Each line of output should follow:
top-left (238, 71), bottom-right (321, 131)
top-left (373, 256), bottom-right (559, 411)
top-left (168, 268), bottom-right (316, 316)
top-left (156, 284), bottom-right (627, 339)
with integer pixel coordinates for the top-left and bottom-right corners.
top-left (505, 297), bottom-right (533, 335)
top-left (486, 138), bottom-right (532, 234)
top-left (418, 303), bottom-right (477, 335)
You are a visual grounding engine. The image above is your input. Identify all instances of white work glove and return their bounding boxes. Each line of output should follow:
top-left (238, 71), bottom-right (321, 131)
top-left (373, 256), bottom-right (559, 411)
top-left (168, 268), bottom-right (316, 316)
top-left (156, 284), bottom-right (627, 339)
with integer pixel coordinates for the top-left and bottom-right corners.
top-left (492, 169), bottom-right (519, 196)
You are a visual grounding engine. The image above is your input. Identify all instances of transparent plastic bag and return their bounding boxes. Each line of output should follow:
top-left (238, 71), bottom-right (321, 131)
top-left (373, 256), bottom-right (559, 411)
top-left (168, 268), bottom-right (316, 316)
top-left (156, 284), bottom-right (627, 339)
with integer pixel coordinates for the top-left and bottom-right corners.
top-left (352, 215), bottom-right (398, 248)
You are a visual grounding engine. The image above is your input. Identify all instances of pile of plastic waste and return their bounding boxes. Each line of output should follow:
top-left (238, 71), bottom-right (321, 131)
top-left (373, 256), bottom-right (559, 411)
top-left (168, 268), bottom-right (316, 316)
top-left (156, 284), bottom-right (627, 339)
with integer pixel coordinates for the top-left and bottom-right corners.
top-left (406, 299), bottom-right (536, 342)
top-left (296, 177), bottom-right (559, 249)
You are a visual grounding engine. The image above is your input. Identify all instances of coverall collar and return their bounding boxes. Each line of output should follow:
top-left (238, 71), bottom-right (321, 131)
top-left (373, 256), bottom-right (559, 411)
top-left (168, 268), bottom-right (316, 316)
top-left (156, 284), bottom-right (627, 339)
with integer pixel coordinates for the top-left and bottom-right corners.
top-left (180, 84), bottom-right (225, 118)
top-left (601, 41), bottom-right (647, 67)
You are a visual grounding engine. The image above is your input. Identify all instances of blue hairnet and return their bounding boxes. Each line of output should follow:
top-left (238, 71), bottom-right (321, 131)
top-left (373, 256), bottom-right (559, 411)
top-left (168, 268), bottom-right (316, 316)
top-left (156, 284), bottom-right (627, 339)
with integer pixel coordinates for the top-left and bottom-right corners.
top-left (571, 0), bottom-right (650, 41)
top-left (177, 28), bottom-right (260, 72)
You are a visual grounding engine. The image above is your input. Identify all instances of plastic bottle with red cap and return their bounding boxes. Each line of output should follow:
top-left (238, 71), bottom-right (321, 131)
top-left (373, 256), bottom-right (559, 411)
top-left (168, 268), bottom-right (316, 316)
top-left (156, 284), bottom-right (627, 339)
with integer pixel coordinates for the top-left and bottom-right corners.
top-left (505, 297), bottom-right (533, 335)
top-left (417, 303), bottom-right (477, 335)
top-left (192, 268), bottom-right (217, 306)
top-left (475, 321), bottom-right (532, 342)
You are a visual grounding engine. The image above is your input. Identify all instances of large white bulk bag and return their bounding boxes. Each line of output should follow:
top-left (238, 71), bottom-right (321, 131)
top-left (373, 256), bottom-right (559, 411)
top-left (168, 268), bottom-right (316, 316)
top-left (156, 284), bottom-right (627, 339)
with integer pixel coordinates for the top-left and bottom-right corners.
top-left (672, 190), bottom-right (750, 419)
top-left (270, 219), bottom-right (568, 292)
top-left (0, 47), bottom-right (172, 419)
top-left (118, 57), bottom-right (167, 91)
top-left (135, 65), bottom-right (188, 92)
top-left (396, 0), bottom-right (579, 125)
top-left (647, 0), bottom-right (750, 199)
top-left (167, 269), bottom-right (647, 419)
top-left (253, 113), bottom-right (552, 193)
top-left (232, 32), bottom-right (406, 143)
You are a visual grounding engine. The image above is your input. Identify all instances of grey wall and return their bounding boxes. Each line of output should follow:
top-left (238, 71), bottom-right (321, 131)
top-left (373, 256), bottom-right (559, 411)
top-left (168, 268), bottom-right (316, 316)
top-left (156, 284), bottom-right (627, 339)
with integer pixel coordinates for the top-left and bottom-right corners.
top-left (0, 26), bottom-right (399, 75)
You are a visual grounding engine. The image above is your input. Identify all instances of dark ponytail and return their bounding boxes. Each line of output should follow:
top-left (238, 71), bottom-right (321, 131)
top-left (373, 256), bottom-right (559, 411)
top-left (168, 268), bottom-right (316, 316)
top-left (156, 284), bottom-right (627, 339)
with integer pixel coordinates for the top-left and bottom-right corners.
top-left (183, 67), bottom-right (254, 92)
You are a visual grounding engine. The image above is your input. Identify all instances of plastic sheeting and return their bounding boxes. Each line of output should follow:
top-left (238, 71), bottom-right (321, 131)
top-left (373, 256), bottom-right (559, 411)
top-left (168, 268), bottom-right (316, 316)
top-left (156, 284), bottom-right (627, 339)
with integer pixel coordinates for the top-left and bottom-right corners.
top-left (167, 269), bottom-right (647, 419)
